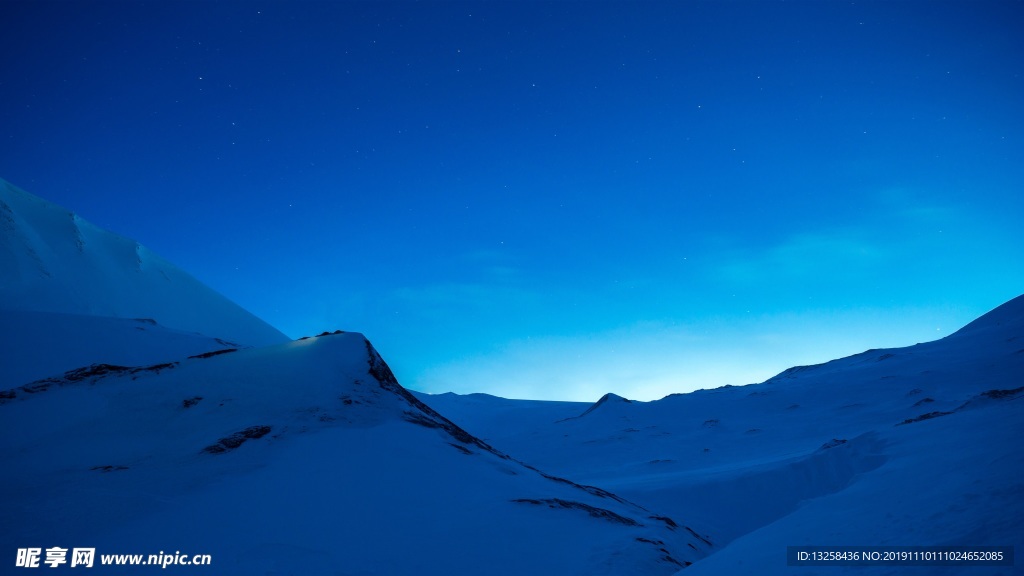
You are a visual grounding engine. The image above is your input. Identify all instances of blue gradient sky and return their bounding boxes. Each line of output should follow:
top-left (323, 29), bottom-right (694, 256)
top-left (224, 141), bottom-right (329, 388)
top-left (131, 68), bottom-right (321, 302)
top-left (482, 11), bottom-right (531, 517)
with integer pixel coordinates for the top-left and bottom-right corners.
top-left (2, 1), bottom-right (1022, 400)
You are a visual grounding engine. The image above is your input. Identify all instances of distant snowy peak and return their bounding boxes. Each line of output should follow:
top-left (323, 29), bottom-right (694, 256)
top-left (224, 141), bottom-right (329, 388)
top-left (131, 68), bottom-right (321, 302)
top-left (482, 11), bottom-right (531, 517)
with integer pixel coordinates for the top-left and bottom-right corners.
top-left (575, 392), bottom-right (633, 418)
top-left (0, 178), bottom-right (287, 347)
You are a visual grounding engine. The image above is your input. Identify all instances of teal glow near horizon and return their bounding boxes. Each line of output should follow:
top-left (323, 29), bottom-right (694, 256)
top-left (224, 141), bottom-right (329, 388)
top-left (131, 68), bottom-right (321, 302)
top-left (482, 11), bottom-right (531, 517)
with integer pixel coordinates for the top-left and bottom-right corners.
top-left (2, 1), bottom-right (1021, 401)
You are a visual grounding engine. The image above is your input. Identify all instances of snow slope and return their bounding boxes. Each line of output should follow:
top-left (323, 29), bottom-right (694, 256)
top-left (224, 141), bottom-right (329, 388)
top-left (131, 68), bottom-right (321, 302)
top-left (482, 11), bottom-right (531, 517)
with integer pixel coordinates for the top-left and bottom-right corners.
top-left (417, 295), bottom-right (1024, 575)
top-left (0, 309), bottom-right (242, 387)
top-left (0, 178), bottom-right (287, 349)
top-left (0, 332), bottom-right (713, 575)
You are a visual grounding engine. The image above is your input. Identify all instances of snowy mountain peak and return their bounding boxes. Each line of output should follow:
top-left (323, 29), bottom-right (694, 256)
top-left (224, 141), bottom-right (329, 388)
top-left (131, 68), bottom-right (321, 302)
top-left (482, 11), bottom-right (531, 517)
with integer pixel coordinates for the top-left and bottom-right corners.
top-left (0, 178), bottom-right (287, 353)
top-left (2, 327), bottom-right (712, 574)
top-left (576, 392), bottom-right (632, 418)
top-left (949, 293), bottom-right (1024, 338)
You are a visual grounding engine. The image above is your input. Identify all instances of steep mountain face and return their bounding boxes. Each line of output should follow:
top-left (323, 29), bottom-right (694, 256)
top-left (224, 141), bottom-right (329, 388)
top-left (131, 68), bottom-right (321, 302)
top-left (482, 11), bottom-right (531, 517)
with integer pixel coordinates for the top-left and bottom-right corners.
top-left (0, 332), bottom-right (713, 575)
top-left (0, 179), bottom-right (287, 351)
top-left (418, 296), bottom-right (1024, 576)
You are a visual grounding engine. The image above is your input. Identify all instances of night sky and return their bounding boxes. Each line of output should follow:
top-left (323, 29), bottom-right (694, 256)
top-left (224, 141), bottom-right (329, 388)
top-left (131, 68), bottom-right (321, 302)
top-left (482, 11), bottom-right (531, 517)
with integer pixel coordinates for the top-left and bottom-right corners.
top-left (3, 1), bottom-right (1022, 400)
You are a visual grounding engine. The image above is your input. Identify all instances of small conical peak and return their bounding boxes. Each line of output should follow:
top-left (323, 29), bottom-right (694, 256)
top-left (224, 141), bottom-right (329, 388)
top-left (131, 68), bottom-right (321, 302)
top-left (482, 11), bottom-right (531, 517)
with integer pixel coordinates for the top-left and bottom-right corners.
top-left (597, 392), bottom-right (631, 404)
top-left (576, 392), bottom-right (632, 418)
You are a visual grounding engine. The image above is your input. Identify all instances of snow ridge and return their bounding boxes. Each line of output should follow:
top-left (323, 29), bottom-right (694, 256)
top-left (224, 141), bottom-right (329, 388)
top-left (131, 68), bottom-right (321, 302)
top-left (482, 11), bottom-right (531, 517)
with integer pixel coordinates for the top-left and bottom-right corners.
top-left (0, 178), bottom-right (287, 347)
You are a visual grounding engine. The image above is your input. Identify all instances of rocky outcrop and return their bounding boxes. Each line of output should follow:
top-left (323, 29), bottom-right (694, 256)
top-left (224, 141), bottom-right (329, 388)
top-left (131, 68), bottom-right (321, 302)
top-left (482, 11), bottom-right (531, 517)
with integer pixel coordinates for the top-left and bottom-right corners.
top-left (202, 425), bottom-right (273, 454)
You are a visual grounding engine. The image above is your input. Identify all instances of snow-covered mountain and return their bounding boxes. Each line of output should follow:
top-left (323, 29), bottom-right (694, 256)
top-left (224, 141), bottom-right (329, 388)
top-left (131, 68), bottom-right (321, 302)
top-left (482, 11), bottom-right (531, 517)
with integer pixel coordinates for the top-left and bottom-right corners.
top-left (3, 179), bottom-right (1019, 575)
top-left (0, 178), bottom-right (287, 364)
top-left (418, 295), bottom-right (1024, 576)
top-left (0, 332), bottom-right (711, 575)
top-left (1, 180), bottom-right (712, 575)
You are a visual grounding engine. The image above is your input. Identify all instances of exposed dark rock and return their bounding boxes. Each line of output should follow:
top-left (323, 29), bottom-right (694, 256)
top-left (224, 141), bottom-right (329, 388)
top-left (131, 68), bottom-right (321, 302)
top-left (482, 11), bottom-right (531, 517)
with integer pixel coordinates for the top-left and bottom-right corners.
top-left (635, 537), bottom-right (692, 566)
top-left (702, 419), bottom-right (719, 428)
top-left (202, 425), bottom-right (272, 454)
top-left (511, 498), bottom-right (640, 526)
top-left (448, 443), bottom-right (473, 455)
top-left (981, 386), bottom-right (1024, 399)
top-left (365, 339), bottom-right (498, 452)
top-left (65, 363), bottom-right (132, 381)
top-left (182, 396), bottom-right (203, 408)
top-left (8, 361), bottom-right (180, 400)
top-left (219, 435), bottom-right (247, 449)
top-left (877, 353), bottom-right (895, 361)
top-left (127, 363), bottom-right (176, 381)
top-left (650, 515), bottom-right (678, 529)
top-left (897, 411), bottom-right (954, 426)
top-left (90, 465), bottom-right (128, 472)
top-left (515, 460), bottom-right (639, 507)
top-left (365, 340), bottom-right (401, 387)
top-left (146, 362), bottom-right (176, 372)
top-left (188, 348), bottom-right (238, 360)
top-left (403, 411), bottom-right (443, 430)
top-left (685, 525), bottom-right (713, 546)
top-left (363, 337), bottom-right (652, 513)
top-left (659, 550), bottom-right (686, 567)
top-left (241, 425), bottom-right (271, 439)
top-left (819, 438), bottom-right (848, 450)
top-left (912, 397), bottom-right (934, 407)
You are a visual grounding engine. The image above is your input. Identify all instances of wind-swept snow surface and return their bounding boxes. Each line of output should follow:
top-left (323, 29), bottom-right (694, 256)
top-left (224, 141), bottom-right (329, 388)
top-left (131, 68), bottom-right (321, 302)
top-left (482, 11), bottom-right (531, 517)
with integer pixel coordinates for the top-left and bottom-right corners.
top-left (418, 295), bottom-right (1024, 576)
top-left (1, 333), bottom-right (712, 575)
top-left (0, 178), bottom-right (287, 349)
